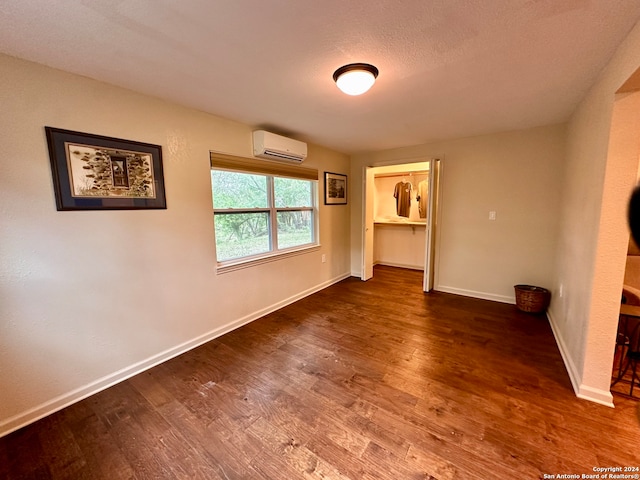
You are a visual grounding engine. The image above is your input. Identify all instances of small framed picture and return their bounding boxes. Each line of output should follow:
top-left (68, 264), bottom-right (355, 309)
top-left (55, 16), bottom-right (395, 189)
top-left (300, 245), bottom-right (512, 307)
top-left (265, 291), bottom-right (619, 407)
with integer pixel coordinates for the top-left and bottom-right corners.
top-left (45, 127), bottom-right (167, 210)
top-left (324, 171), bottom-right (347, 205)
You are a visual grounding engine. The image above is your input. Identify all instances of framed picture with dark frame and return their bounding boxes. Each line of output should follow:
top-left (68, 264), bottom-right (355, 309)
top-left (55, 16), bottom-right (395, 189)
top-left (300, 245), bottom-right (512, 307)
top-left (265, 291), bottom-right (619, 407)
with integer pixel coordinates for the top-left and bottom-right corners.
top-left (324, 171), bottom-right (347, 205)
top-left (45, 126), bottom-right (166, 210)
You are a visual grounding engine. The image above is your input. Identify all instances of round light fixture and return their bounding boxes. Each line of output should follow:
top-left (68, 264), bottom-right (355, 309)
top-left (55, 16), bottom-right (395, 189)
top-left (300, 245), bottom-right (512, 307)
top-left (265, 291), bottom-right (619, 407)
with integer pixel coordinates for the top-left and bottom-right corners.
top-left (333, 63), bottom-right (379, 96)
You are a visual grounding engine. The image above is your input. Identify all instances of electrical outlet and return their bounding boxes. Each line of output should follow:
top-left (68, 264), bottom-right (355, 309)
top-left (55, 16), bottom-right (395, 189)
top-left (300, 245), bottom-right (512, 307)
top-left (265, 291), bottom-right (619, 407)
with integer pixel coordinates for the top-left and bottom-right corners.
top-left (559, 283), bottom-right (563, 298)
top-left (489, 211), bottom-right (496, 220)
top-left (321, 254), bottom-right (326, 263)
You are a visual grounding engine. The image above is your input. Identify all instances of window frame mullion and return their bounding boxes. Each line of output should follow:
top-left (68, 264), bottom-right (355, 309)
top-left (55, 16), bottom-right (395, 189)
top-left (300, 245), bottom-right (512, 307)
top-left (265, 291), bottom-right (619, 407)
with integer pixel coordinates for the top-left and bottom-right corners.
top-left (213, 208), bottom-right (271, 215)
top-left (267, 176), bottom-right (278, 251)
top-left (275, 207), bottom-right (314, 213)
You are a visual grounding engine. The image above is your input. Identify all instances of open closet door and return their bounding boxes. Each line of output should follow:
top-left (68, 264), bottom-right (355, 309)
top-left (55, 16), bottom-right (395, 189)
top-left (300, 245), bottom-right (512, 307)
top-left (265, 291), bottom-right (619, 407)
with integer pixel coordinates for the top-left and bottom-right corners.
top-left (423, 159), bottom-right (441, 292)
top-left (362, 167), bottom-right (375, 280)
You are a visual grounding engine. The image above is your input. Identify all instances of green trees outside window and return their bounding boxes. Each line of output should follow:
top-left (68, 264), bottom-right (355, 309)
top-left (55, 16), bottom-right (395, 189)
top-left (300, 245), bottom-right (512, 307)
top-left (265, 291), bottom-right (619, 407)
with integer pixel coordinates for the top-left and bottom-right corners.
top-left (211, 170), bottom-right (317, 262)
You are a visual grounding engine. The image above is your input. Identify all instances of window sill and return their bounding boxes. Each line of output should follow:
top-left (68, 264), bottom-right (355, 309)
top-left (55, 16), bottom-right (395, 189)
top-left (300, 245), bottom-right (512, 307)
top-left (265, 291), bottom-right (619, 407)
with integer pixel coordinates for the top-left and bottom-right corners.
top-left (216, 244), bottom-right (321, 274)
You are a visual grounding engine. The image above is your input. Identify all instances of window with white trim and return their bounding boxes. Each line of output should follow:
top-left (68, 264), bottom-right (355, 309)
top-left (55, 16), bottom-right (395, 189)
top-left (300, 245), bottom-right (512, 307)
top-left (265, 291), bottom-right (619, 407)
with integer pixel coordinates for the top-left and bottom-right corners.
top-left (210, 153), bottom-right (319, 266)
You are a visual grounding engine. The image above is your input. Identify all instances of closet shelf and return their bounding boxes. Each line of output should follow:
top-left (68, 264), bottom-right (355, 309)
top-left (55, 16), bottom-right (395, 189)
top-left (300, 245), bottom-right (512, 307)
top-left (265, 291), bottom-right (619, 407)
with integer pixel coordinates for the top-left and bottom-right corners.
top-left (374, 221), bottom-right (427, 227)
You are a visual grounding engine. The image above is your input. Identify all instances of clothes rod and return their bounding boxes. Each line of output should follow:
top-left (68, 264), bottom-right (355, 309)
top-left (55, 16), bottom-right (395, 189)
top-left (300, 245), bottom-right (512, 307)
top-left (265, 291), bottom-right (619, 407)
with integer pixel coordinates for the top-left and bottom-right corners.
top-left (373, 170), bottom-right (428, 179)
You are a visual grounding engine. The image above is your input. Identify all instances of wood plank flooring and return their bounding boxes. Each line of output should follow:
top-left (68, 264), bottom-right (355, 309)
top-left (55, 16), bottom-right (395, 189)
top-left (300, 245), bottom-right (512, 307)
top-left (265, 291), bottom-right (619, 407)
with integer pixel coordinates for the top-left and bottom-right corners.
top-left (2, 265), bottom-right (640, 479)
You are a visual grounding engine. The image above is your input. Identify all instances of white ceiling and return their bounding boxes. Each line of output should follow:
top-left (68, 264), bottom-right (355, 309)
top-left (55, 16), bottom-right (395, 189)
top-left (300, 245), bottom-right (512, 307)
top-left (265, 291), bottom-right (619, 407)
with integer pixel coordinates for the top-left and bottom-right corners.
top-left (1, 1), bottom-right (640, 154)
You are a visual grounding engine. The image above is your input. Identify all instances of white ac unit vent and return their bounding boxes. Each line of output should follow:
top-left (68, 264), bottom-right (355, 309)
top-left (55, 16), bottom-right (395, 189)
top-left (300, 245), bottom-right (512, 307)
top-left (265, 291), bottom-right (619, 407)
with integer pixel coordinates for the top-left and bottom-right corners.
top-left (252, 130), bottom-right (307, 163)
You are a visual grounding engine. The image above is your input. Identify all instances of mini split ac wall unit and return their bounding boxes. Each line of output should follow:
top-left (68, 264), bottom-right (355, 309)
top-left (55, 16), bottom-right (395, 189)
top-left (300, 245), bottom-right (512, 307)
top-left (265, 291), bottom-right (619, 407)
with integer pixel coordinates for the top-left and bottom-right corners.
top-left (252, 130), bottom-right (307, 163)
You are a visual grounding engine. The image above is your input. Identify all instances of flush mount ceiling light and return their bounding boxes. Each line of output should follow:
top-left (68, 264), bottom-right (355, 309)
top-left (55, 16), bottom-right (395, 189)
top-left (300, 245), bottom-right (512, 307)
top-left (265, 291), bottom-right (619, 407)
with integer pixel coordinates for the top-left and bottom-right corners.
top-left (333, 63), bottom-right (379, 96)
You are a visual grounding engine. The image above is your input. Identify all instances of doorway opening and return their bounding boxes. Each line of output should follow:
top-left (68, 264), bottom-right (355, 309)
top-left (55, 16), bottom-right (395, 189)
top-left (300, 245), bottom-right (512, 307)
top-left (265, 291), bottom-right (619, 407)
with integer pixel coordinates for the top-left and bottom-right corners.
top-left (362, 159), bottom-right (441, 292)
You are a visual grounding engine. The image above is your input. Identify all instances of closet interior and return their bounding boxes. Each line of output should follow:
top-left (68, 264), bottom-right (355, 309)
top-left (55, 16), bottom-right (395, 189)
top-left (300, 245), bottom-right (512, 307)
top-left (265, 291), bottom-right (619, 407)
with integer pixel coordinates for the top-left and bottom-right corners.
top-left (372, 163), bottom-right (429, 271)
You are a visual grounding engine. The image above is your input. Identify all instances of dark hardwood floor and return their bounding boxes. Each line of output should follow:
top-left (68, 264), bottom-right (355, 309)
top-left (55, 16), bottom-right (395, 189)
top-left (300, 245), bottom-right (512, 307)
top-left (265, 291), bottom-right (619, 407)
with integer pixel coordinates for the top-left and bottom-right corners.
top-left (2, 265), bottom-right (639, 479)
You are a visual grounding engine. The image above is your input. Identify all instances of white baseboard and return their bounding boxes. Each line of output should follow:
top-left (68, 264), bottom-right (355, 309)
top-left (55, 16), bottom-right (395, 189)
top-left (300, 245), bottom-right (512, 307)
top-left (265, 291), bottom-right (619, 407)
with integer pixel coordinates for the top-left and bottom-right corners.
top-left (576, 385), bottom-right (614, 407)
top-left (434, 285), bottom-right (515, 304)
top-left (0, 272), bottom-right (351, 438)
top-left (374, 261), bottom-right (423, 271)
top-left (546, 308), bottom-right (581, 393)
top-left (546, 309), bottom-right (614, 408)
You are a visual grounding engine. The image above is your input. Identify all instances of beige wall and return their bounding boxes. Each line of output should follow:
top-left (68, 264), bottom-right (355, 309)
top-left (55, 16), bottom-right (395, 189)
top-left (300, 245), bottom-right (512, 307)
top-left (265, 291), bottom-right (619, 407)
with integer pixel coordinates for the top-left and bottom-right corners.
top-left (374, 225), bottom-right (426, 270)
top-left (0, 54), bottom-right (351, 436)
top-left (351, 124), bottom-right (565, 304)
top-left (549, 19), bottom-right (640, 405)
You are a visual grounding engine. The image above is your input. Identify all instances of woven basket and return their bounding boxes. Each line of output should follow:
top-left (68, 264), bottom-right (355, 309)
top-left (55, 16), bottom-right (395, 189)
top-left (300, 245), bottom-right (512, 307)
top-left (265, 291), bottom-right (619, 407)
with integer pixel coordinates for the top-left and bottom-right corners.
top-left (514, 285), bottom-right (550, 313)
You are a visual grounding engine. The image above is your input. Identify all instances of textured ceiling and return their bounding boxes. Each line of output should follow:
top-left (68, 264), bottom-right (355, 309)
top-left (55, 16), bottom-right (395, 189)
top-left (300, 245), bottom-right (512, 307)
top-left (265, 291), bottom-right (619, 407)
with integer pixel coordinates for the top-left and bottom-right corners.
top-left (1, 0), bottom-right (640, 154)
